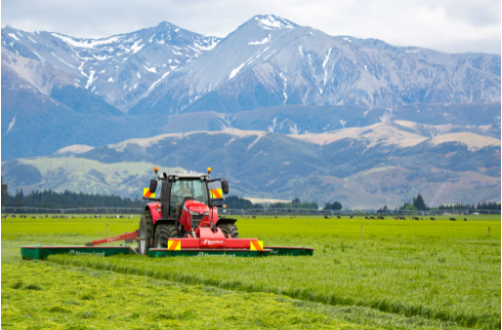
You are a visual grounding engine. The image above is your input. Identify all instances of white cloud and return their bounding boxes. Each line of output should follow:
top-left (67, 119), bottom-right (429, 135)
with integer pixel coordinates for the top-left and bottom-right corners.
top-left (1, 0), bottom-right (500, 54)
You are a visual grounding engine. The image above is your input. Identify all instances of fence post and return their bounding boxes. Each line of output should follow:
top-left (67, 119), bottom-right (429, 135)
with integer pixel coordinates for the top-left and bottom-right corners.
top-left (361, 225), bottom-right (364, 237)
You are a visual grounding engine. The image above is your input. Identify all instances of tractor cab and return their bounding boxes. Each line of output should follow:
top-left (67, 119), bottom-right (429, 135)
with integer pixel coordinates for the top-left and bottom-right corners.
top-left (137, 167), bottom-right (237, 255)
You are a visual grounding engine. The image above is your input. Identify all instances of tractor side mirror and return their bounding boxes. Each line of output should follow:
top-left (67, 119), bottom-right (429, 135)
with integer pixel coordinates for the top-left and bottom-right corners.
top-left (149, 179), bottom-right (158, 193)
top-left (221, 179), bottom-right (229, 195)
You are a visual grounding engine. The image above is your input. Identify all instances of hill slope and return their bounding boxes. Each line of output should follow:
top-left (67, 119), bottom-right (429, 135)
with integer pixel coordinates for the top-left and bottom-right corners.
top-left (3, 125), bottom-right (499, 208)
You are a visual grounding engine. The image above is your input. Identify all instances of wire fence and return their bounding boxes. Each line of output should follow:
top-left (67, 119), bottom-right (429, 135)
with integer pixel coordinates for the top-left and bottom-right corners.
top-left (1, 206), bottom-right (500, 217)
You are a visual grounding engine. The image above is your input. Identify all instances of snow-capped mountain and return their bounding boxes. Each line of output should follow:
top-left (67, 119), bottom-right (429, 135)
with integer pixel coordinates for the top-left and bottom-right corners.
top-left (129, 15), bottom-right (501, 114)
top-left (1, 22), bottom-right (220, 110)
top-left (2, 15), bottom-right (500, 116)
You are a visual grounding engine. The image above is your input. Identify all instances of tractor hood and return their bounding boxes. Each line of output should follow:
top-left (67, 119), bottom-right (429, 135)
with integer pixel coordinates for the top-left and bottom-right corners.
top-left (183, 200), bottom-right (210, 215)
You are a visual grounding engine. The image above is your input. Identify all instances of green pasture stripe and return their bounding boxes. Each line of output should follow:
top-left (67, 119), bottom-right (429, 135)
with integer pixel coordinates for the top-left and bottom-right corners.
top-left (2, 261), bottom-right (368, 329)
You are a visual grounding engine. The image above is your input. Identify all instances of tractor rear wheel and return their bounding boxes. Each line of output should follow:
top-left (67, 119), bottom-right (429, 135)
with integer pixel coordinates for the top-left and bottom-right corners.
top-left (154, 225), bottom-right (179, 249)
top-left (137, 211), bottom-right (154, 255)
top-left (217, 223), bottom-right (239, 238)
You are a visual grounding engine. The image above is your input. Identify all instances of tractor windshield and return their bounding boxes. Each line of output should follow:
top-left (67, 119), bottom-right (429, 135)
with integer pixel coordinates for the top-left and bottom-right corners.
top-left (170, 179), bottom-right (208, 215)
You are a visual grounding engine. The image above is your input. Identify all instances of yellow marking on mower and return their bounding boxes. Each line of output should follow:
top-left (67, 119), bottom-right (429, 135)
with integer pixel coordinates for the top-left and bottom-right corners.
top-left (143, 188), bottom-right (156, 198)
top-left (168, 240), bottom-right (181, 251)
top-left (210, 188), bottom-right (223, 199)
top-left (250, 241), bottom-right (264, 251)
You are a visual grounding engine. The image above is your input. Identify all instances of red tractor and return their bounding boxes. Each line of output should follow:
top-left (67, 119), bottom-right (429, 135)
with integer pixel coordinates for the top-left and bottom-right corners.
top-left (137, 167), bottom-right (238, 255)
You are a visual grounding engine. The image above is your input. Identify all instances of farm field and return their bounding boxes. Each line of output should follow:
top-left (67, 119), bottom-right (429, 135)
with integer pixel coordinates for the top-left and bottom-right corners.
top-left (2, 214), bottom-right (501, 329)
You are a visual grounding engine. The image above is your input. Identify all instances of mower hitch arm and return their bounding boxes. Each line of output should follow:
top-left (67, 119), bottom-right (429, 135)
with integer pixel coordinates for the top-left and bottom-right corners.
top-left (85, 230), bottom-right (138, 246)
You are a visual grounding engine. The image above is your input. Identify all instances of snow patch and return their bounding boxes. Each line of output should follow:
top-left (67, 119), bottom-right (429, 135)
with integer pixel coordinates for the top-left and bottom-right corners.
top-left (55, 144), bottom-right (95, 155)
top-left (218, 115), bottom-right (235, 130)
top-left (137, 72), bottom-right (141, 78)
top-left (289, 124), bottom-right (300, 135)
top-left (322, 48), bottom-right (332, 85)
top-left (255, 15), bottom-right (294, 30)
top-left (32, 51), bottom-right (45, 62)
top-left (248, 34), bottom-right (271, 45)
top-left (279, 73), bottom-right (288, 104)
top-left (51, 52), bottom-right (75, 68)
top-left (340, 120), bottom-right (346, 128)
top-left (7, 33), bottom-right (19, 41)
top-left (93, 54), bottom-right (112, 61)
top-left (108, 77), bottom-right (114, 82)
top-left (27, 36), bottom-right (37, 44)
top-left (52, 33), bottom-right (123, 48)
top-left (143, 66), bottom-right (157, 73)
top-left (229, 62), bottom-right (246, 80)
top-left (148, 66), bottom-right (177, 90)
top-left (268, 118), bottom-right (277, 133)
top-left (130, 40), bottom-right (144, 53)
top-left (193, 37), bottom-right (220, 51)
top-left (85, 70), bottom-right (96, 89)
top-left (6, 114), bottom-right (16, 134)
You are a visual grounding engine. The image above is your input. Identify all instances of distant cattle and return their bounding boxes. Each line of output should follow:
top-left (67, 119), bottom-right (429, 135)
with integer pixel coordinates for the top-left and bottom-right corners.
top-left (430, 217), bottom-right (435, 220)
top-left (449, 217), bottom-right (456, 221)
top-left (413, 217), bottom-right (419, 220)
top-left (370, 216), bottom-right (375, 219)
top-left (464, 218), bottom-right (467, 221)
top-left (378, 216), bottom-right (385, 220)
top-left (337, 215), bottom-right (341, 219)
top-left (324, 215), bottom-right (329, 219)
top-left (365, 216), bottom-right (369, 219)
top-left (350, 216), bottom-right (353, 219)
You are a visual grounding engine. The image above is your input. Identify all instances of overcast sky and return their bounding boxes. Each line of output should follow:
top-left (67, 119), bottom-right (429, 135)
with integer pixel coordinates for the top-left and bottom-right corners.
top-left (2, 0), bottom-right (500, 54)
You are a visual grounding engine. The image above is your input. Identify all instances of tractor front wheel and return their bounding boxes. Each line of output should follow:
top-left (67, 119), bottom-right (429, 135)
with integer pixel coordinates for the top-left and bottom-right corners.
top-left (137, 211), bottom-right (154, 255)
top-left (217, 223), bottom-right (239, 238)
top-left (154, 225), bottom-right (179, 249)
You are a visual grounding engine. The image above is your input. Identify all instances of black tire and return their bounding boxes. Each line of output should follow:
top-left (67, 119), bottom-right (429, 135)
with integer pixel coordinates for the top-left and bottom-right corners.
top-left (154, 224), bottom-right (179, 249)
top-left (137, 211), bottom-right (154, 255)
top-left (217, 223), bottom-right (239, 238)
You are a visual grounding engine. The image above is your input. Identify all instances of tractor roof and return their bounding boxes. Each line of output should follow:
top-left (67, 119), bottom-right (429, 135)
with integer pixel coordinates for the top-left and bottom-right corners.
top-left (168, 171), bottom-right (209, 180)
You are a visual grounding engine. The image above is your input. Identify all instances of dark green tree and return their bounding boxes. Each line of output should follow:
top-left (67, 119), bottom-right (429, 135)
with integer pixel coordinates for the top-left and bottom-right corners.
top-left (413, 194), bottom-right (427, 210)
top-left (1, 177), bottom-right (8, 206)
top-left (323, 201), bottom-right (342, 210)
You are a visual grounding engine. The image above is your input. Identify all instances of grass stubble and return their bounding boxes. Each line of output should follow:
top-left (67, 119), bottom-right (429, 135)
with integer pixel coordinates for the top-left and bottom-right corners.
top-left (1, 214), bottom-right (500, 329)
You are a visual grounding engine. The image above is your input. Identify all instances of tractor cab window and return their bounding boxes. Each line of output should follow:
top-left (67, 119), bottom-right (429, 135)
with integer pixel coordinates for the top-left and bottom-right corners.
top-left (170, 179), bottom-right (208, 216)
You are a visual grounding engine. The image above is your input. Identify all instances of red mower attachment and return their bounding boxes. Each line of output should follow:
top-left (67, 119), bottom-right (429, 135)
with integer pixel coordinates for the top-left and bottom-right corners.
top-left (85, 231), bottom-right (138, 247)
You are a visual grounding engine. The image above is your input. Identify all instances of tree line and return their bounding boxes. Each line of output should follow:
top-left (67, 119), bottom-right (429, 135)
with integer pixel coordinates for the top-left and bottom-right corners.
top-left (377, 194), bottom-right (501, 212)
top-left (1, 180), bottom-right (144, 208)
top-left (224, 196), bottom-right (320, 210)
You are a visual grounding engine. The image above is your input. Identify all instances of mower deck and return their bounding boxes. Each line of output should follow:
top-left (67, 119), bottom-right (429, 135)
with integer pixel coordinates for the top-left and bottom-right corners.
top-left (21, 231), bottom-right (314, 260)
top-left (21, 246), bottom-right (136, 260)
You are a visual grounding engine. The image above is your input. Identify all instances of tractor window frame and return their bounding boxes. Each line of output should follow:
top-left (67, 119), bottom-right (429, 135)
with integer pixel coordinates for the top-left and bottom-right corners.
top-left (168, 178), bottom-right (209, 217)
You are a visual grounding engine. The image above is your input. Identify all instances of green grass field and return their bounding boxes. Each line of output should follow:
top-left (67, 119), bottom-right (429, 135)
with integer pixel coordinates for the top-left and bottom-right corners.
top-left (2, 214), bottom-right (500, 329)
